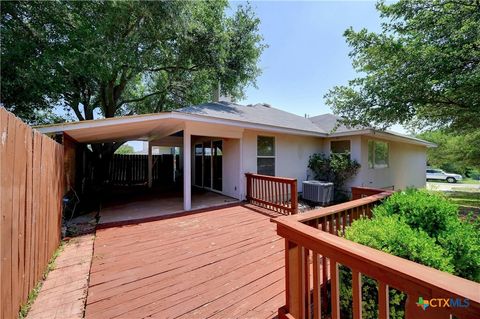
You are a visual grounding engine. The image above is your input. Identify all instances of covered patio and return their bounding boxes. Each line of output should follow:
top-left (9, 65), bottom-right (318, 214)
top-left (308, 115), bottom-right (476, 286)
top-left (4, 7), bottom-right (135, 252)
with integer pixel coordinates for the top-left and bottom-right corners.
top-left (39, 113), bottom-right (245, 223)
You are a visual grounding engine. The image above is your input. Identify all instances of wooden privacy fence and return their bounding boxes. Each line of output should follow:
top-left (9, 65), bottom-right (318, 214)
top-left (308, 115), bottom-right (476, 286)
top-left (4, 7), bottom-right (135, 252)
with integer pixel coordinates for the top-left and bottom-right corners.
top-left (272, 187), bottom-right (480, 319)
top-left (245, 173), bottom-right (298, 215)
top-left (107, 154), bottom-right (177, 186)
top-left (0, 108), bottom-right (64, 319)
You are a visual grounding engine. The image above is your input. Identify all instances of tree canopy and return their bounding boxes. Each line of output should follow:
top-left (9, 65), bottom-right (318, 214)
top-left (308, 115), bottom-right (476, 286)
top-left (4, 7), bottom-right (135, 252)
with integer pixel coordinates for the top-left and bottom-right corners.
top-left (417, 130), bottom-right (480, 176)
top-left (325, 0), bottom-right (480, 133)
top-left (1, 1), bottom-right (265, 125)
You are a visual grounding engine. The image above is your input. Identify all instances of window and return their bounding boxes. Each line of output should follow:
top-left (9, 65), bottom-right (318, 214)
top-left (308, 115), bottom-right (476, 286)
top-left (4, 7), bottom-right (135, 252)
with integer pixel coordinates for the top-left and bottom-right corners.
top-left (257, 136), bottom-right (275, 176)
top-left (330, 140), bottom-right (350, 155)
top-left (368, 140), bottom-right (389, 169)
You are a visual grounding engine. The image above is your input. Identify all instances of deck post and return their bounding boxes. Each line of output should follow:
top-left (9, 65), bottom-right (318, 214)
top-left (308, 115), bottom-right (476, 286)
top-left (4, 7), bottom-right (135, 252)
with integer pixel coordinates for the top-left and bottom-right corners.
top-left (148, 141), bottom-right (153, 188)
top-left (183, 128), bottom-right (191, 211)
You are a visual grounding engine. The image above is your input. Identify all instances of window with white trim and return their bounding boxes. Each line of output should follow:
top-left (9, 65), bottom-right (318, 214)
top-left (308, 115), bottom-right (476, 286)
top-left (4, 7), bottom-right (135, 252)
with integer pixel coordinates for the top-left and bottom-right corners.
top-left (368, 140), bottom-right (389, 169)
top-left (257, 136), bottom-right (275, 176)
top-left (330, 140), bottom-right (351, 155)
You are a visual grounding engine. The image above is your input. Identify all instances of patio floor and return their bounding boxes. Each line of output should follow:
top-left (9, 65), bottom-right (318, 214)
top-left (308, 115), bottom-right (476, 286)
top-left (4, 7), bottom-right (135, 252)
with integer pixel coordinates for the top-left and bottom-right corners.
top-left (86, 204), bottom-right (285, 319)
top-left (98, 189), bottom-right (239, 227)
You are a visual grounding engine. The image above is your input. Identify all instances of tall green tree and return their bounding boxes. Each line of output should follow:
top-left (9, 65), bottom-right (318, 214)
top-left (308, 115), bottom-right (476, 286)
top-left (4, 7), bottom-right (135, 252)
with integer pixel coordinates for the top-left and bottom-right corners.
top-left (1, 1), bottom-right (265, 128)
top-left (417, 130), bottom-right (480, 176)
top-left (325, 0), bottom-right (480, 133)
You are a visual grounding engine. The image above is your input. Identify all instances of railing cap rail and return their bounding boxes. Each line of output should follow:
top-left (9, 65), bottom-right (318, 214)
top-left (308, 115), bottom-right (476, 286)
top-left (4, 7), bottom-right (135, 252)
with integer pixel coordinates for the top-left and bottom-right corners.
top-left (274, 214), bottom-right (480, 310)
top-left (245, 172), bottom-right (297, 183)
top-left (273, 191), bottom-right (393, 223)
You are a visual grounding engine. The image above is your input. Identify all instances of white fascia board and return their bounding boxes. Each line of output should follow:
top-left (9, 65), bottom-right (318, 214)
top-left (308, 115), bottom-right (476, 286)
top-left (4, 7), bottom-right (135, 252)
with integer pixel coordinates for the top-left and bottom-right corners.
top-left (35, 113), bottom-right (172, 134)
top-left (329, 129), bottom-right (436, 147)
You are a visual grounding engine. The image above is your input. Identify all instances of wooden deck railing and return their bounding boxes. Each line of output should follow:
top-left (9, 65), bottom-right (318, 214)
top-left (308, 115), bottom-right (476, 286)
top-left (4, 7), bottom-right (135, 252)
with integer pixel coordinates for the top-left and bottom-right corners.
top-left (245, 173), bottom-right (298, 215)
top-left (351, 186), bottom-right (392, 200)
top-left (272, 188), bottom-right (480, 319)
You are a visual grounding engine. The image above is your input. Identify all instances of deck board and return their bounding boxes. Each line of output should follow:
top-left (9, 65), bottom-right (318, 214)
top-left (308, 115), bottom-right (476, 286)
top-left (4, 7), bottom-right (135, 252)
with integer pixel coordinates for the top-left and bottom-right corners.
top-left (86, 204), bottom-right (285, 319)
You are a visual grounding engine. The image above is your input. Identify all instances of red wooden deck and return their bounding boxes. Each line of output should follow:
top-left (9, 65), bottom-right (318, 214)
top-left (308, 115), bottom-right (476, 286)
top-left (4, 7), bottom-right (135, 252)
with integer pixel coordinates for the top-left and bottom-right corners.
top-left (85, 204), bottom-right (285, 319)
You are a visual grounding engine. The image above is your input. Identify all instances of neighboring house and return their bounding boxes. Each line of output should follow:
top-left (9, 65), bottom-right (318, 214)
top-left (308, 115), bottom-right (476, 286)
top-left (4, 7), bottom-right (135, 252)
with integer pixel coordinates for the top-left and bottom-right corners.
top-left (37, 101), bottom-right (435, 211)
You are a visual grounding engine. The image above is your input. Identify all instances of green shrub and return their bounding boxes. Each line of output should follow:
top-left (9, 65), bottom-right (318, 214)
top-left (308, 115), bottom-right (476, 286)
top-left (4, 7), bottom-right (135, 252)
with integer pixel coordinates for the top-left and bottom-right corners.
top-left (437, 218), bottom-right (480, 281)
top-left (339, 215), bottom-right (454, 319)
top-left (373, 189), bottom-right (480, 281)
top-left (372, 189), bottom-right (458, 238)
top-left (307, 153), bottom-right (360, 201)
top-left (345, 215), bottom-right (454, 272)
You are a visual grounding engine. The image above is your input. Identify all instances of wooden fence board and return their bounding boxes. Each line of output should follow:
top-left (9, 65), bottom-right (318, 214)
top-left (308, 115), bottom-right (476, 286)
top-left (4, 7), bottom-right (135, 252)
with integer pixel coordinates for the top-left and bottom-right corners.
top-left (0, 108), bottom-right (64, 319)
top-left (106, 154), bottom-right (176, 186)
top-left (1, 112), bottom-right (15, 319)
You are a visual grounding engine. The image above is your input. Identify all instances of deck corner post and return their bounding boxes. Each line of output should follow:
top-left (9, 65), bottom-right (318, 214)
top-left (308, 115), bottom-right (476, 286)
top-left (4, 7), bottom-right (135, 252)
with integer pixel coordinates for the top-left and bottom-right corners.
top-left (286, 239), bottom-right (305, 319)
top-left (245, 173), bottom-right (252, 202)
top-left (291, 179), bottom-right (298, 214)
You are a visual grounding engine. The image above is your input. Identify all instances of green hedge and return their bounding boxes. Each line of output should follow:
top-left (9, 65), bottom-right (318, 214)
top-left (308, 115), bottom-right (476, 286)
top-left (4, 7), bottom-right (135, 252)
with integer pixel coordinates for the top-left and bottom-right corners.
top-left (372, 189), bottom-right (480, 281)
top-left (338, 189), bottom-right (479, 319)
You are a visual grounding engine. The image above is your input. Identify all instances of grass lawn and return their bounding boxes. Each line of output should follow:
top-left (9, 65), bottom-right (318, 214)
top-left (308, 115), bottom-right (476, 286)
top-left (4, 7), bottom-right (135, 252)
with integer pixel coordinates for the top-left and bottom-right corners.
top-left (435, 191), bottom-right (480, 218)
top-left (442, 191), bottom-right (480, 208)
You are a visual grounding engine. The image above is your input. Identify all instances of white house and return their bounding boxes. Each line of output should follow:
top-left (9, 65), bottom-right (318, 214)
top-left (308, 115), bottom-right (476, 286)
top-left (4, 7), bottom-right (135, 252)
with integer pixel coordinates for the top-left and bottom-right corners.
top-left (37, 101), bottom-right (435, 211)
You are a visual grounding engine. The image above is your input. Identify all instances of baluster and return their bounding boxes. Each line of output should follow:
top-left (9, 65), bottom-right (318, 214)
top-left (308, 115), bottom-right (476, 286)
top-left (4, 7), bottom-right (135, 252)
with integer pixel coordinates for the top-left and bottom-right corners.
top-left (321, 218), bottom-right (328, 314)
top-left (336, 212), bottom-right (341, 236)
top-left (267, 180), bottom-right (272, 208)
top-left (352, 270), bottom-right (362, 319)
top-left (276, 183), bottom-right (282, 210)
top-left (329, 214), bottom-right (334, 234)
top-left (270, 181), bottom-right (274, 211)
top-left (330, 259), bottom-right (340, 319)
top-left (312, 251), bottom-right (321, 319)
top-left (342, 210), bottom-right (347, 234)
top-left (378, 281), bottom-right (389, 319)
top-left (260, 179), bottom-right (265, 200)
top-left (305, 248), bottom-right (311, 319)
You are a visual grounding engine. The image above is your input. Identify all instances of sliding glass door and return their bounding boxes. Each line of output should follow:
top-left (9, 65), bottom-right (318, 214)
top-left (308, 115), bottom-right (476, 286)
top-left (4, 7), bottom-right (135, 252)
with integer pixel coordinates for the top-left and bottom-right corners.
top-left (194, 144), bottom-right (203, 187)
top-left (193, 140), bottom-right (222, 192)
top-left (212, 140), bottom-right (222, 191)
top-left (203, 142), bottom-right (212, 189)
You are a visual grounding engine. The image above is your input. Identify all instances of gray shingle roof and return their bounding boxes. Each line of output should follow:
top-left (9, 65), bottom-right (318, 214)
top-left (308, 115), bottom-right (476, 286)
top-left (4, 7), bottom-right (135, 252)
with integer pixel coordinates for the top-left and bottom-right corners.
top-left (309, 113), bottom-right (364, 133)
top-left (177, 102), bottom-right (327, 134)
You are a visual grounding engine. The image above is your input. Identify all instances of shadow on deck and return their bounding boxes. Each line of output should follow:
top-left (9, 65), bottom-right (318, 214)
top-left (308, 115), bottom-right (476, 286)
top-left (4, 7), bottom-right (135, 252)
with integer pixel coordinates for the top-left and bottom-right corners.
top-left (98, 189), bottom-right (239, 228)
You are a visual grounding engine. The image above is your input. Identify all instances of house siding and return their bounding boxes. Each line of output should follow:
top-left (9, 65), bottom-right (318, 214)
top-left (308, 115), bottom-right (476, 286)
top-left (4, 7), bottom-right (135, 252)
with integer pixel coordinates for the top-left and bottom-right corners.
top-left (357, 136), bottom-right (427, 190)
top-left (240, 129), bottom-right (324, 199)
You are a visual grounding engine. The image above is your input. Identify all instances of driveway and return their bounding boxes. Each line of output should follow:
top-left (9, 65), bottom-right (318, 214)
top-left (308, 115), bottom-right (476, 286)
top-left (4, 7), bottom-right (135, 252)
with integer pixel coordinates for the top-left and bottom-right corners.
top-left (426, 182), bottom-right (480, 192)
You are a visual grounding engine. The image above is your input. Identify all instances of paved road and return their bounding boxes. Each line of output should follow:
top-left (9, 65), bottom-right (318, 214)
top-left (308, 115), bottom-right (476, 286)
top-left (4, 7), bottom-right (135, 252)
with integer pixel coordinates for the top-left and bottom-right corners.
top-left (426, 182), bottom-right (480, 192)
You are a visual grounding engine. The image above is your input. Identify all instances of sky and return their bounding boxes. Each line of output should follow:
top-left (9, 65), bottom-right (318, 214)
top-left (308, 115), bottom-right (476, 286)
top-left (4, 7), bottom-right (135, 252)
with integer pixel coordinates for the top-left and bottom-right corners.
top-left (234, 1), bottom-right (392, 120)
top-left (132, 1), bottom-right (398, 151)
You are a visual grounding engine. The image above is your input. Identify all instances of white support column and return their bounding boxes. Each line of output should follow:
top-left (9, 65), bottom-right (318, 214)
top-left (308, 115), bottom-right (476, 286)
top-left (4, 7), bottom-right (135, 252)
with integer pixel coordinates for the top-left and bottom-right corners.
top-left (183, 129), bottom-right (191, 211)
top-left (148, 141), bottom-right (153, 188)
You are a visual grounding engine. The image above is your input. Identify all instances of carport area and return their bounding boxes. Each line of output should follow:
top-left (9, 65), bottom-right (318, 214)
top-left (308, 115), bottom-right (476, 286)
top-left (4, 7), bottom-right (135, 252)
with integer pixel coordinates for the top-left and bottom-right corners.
top-left (38, 113), bottom-right (243, 224)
